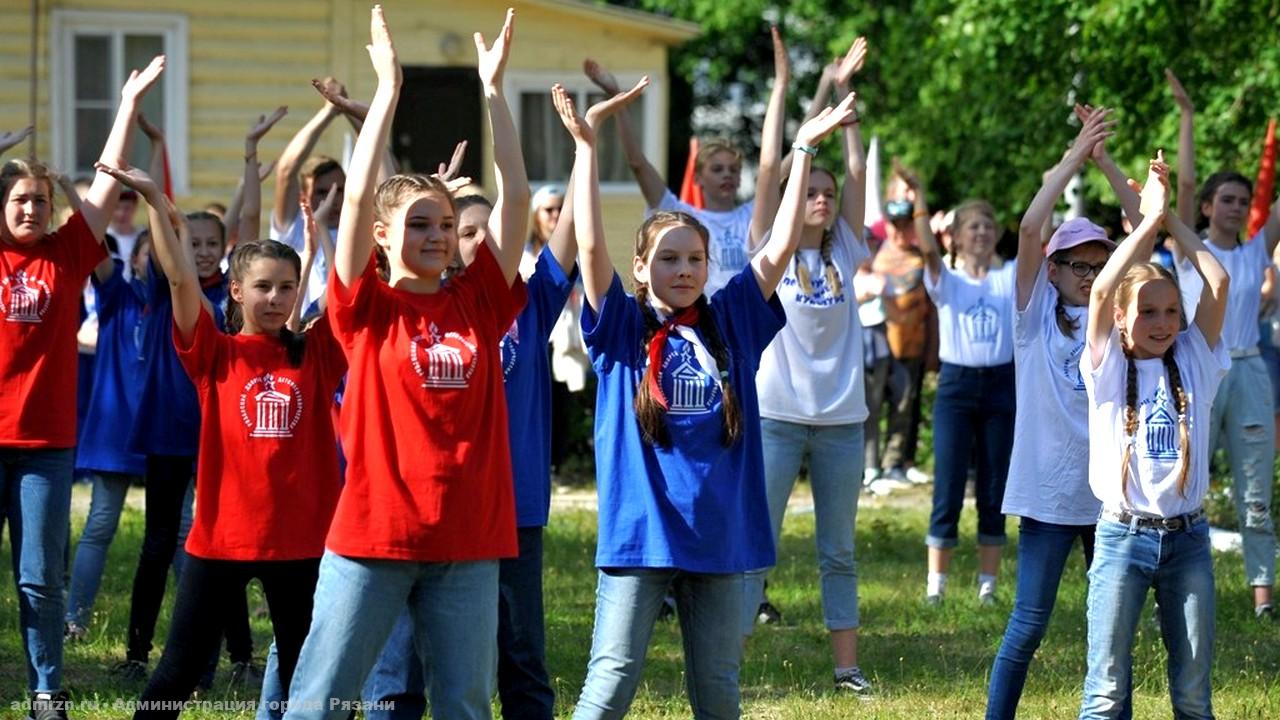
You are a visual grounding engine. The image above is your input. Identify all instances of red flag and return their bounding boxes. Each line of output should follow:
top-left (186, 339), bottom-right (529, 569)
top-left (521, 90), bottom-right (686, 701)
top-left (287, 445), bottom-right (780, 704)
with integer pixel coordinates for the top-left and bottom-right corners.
top-left (678, 137), bottom-right (704, 209)
top-left (1248, 118), bottom-right (1276, 239)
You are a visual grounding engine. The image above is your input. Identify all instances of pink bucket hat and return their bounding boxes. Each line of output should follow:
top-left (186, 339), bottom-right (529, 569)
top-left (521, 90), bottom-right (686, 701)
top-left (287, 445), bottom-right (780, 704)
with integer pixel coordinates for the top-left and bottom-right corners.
top-left (1044, 217), bottom-right (1115, 257)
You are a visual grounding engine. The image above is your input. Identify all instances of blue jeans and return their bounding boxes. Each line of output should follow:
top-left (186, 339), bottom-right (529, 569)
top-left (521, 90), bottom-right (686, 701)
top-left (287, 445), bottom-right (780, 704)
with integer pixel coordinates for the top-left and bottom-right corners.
top-left (0, 447), bottom-right (74, 693)
top-left (284, 551), bottom-right (498, 720)
top-left (66, 472), bottom-right (136, 627)
top-left (928, 362), bottom-right (1015, 548)
top-left (1080, 517), bottom-right (1215, 719)
top-left (986, 518), bottom-right (1096, 720)
top-left (573, 568), bottom-right (743, 720)
top-left (743, 420), bottom-right (863, 635)
top-left (1208, 354), bottom-right (1276, 587)
top-left (358, 526), bottom-right (554, 720)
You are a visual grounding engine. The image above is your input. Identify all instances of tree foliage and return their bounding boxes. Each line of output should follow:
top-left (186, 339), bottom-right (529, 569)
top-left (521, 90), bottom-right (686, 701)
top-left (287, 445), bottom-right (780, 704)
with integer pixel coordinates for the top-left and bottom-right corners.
top-left (617, 0), bottom-right (1280, 228)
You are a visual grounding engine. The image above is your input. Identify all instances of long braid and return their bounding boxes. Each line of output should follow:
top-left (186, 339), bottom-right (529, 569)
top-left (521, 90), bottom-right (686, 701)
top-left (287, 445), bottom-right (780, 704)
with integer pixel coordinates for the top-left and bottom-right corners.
top-left (794, 255), bottom-right (813, 295)
top-left (632, 284), bottom-right (671, 448)
top-left (819, 227), bottom-right (843, 298)
top-left (1120, 342), bottom-right (1139, 503)
top-left (1162, 346), bottom-right (1191, 498)
top-left (693, 294), bottom-right (742, 446)
top-left (1054, 294), bottom-right (1079, 338)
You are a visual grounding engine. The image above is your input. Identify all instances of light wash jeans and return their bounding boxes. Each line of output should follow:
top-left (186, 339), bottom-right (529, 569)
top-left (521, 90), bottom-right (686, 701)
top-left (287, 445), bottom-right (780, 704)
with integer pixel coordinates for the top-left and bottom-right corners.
top-left (742, 419), bottom-right (863, 635)
top-left (1208, 354), bottom-right (1276, 587)
top-left (0, 447), bottom-right (74, 693)
top-left (283, 551), bottom-right (498, 720)
top-left (1080, 517), bottom-right (1214, 719)
top-left (574, 568), bottom-right (743, 720)
top-left (66, 472), bottom-right (137, 627)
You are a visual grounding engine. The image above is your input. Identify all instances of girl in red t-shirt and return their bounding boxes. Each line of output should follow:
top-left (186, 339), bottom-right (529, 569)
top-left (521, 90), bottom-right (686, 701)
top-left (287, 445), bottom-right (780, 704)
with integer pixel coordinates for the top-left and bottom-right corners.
top-left (95, 161), bottom-right (346, 718)
top-left (0, 56), bottom-right (164, 718)
top-left (283, 8), bottom-right (528, 718)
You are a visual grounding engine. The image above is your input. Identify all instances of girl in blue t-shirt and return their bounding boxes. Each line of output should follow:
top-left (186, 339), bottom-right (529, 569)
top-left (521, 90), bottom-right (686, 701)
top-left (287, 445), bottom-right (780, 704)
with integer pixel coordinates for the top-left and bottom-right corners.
top-left (558, 73), bottom-right (857, 715)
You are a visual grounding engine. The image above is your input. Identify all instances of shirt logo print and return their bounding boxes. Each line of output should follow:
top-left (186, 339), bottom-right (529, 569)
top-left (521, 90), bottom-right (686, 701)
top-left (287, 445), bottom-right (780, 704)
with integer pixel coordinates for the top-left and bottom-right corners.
top-left (962, 297), bottom-right (999, 344)
top-left (661, 343), bottom-right (720, 416)
top-left (0, 270), bottom-right (52, 323)
top-left (1142, 387), bottom-right (1180, 461)
top-left (500, 319), bottom-right (519, 379)
top-left (1062, 341), bottom-right (1086, 391)
top-left (239, 373), bottom-right (303, 438)
top-left (410, 322), bottom-right (479, 389)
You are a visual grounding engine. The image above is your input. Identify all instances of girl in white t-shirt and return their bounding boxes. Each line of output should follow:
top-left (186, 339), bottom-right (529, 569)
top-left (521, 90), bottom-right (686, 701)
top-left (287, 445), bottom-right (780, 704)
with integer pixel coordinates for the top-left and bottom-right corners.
top-left (902, 170), bottom-right (1015, 604)
top-left (1079, 153), bottom-right (1230, 719)
top-left (985, 109), bottom-right (1115, 719)
top-left (742, 36), bottom-right (874, 694)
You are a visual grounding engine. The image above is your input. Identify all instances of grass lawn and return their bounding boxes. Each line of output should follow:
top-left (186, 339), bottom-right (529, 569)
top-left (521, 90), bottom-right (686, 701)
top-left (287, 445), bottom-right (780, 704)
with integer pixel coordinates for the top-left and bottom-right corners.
top-left (2, 483), bottom-right (1278, 718)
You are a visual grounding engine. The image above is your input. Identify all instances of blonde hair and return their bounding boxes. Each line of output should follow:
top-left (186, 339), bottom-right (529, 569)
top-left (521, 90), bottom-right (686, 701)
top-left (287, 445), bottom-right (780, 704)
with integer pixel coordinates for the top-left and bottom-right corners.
top-left (1115, 263), bottom-right (1190, 501)
top-left (948, 199), bottom-right (996, 269)
top-left (694, 139), bottom-right (743, 174)
top-left (794, 167), bottom-right (843, 299)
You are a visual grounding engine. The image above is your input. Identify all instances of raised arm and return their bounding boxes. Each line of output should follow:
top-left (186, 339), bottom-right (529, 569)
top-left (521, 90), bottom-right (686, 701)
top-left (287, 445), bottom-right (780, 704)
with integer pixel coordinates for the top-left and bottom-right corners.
top-left (1165, 208), bottom-right (1230, 347)
top-left (333, 5), bottom-right (401, 289)
top-left (290, 195), bottom-right (323, 331)
top-left (1165, 69), bottom-right (1197, 227)
top-left (896, 161), bottom-right (943, 280)
top-left (555, 85), bottom-right (612, 312)
top-left (95, 162), bottom-right (202, 340)
top-left (747, 26), bottom-right (790, 252)
top-left (1073, 104), bottom-right (1143, 232)
top-left (1018, 107), bottom-right (1113, 308)
top-left (752, 93), bottom-right (857, 298)
top-left (834, 37), bottom-right (869, 243)
top-left (82, 56), bottom-right (165, 242)
top-left (239, 107), bottom-right (288, 245)
top-left (779, 37), bottom-right (865, 199)
top-left (272, 96), bottom-right (340, 232)
top-left (584, 59), bottom-right (667, 208)
top-left (1086, 155), bottom-right (1169, 364)
top-left (0, 126), bottom-right (32, 157)
top-left (312, 76), bottom-right (398, 184)
top-left (475, 9), bottom-right (530, 285)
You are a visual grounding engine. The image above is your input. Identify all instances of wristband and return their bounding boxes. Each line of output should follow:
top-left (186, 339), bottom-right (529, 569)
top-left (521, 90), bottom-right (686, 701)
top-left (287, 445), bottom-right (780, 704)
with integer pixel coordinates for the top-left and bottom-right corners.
top-left (792, 143), bottom-right (819, 156)
top-left (912, 209), bottom-right (929, 219)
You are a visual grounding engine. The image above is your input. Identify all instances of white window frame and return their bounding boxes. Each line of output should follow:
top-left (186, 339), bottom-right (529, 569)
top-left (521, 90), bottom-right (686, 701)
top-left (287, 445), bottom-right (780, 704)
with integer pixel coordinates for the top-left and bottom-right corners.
top-left (505, 71), bottom-right (661, 195)
top-left (50, 10), bottom-right (190, 195)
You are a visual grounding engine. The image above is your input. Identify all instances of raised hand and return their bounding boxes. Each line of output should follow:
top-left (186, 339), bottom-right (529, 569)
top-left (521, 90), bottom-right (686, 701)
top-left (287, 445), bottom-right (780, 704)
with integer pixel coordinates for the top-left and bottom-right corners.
top-left (1137, 150), bottom-right (1170, 220)
top-left (0, 126), bottom-right (32, 155)
top-left (584, 76), bottom-right (649, 130)
top-left (367, 5), bottom-right (401, 87)
top-left (794, 92), bottom-right (857, 148)
top-left (833, 36), bottom-right (868, 87)
top-left (300, 194), bottom-right (321, 257)
top-left (312, 77), bottom-right (369, 121)
top-left (770, 25), bottom-right (790, 85)
top-left (93, 161), bottom-right (160, 200)
top-left (1068, 106), bottom-right (1113, 166)
top-left (583, 58), bottom-right (621, 95)
top-left (1165, 68), bottom-right (1194, 112)
top-left (475, 8), bottom-right (514, 90)
top-left (309, 182), bottom-right (341, 229)
top-left (246, 106), bottom-right (288, 145)
top-left (552, 84), bottom-right (591, 146)
top-left (121, 56), bottom-right (165, 104)
top-left (435, 140), bottom-right (468, 181)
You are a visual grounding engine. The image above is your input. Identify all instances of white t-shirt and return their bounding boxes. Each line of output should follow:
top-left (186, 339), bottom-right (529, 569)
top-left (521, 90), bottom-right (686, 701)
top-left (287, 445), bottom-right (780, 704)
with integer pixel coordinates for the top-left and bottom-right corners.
top-left (854, 270), bottom-right (887, 327)
top-left (270, 213), bottom-right (335, 315)
top-left (109, 227), bottom-right (143, 280)
top-left (1002, 263), bottom-right (1099, 524)
top-left (925, 261), bottom-right (1016, 366)
top-left (655, 189), bottom-right (753, 298)
top-left (1082, 325), bottom-right (1230, 517)
top-left (1175, 229), bottom-right (1269, 351)
top-left (757, 219), bottom-right (871, 425)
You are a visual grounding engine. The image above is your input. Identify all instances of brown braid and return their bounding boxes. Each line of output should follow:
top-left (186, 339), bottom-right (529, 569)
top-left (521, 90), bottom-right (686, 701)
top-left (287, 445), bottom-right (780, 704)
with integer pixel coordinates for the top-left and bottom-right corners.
top-left (1162, 346), bottom-right (1192, 498)
top-left (692, 293), bottom-right (743, 446)
top-left (793, 227), bottom-right (843, 299)
top-left (632, 284), bottom-right (672, 448)
top-left (1054, 295), bottom-right (1080, 338)
top-left (1120, 344), bottom-right (1139, 503)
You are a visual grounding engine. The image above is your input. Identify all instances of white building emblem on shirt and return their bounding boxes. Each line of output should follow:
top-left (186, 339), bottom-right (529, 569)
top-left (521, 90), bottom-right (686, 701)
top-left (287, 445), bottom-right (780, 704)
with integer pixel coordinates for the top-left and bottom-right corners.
top-left (962, 297), bottom-right (998, 344)
top-left (663, 344), bottom-right (718, 415)
top-left (1063, 342), bottom-right (1086, 391)
top-left (1143, 388), bottom-right (1180, 461)
top-left (0, 271), bottom-right (52, 323)
top-left (500, 319), bottom-right (519, 379)
top-left (410, 322), bottom-right (479, 389)
top-left (239, 373), bottom-right (304, 438)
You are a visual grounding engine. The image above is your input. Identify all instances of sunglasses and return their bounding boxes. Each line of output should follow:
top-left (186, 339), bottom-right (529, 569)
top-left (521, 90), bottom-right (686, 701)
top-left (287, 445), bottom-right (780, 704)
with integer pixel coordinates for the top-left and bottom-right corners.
top-left (1054, 259), bottom-right (1107, 278)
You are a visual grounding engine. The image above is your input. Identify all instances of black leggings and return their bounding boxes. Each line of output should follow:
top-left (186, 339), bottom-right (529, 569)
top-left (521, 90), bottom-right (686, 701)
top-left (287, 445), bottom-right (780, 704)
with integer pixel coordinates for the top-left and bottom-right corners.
top-left (134, 556), bottom-right (321, 719)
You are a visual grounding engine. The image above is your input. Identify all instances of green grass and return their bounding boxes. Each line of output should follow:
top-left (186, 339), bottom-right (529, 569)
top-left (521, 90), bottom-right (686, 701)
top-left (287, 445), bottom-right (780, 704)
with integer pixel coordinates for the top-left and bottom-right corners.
top-left (2, 485), bottom-right (1278, 718)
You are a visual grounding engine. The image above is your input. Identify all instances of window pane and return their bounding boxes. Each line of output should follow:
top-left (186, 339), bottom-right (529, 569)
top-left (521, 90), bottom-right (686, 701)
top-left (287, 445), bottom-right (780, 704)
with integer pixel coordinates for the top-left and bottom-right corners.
top-left (587, 91), bottom-right (644, 183)
top-left (125, 34), bottom-right (166, 171)
top-left (75, 108), bottom-right (113, 172)
top-left (74, 36), bottom-right (112, 102)
top-left (519, 92), bottom-right (572, 182)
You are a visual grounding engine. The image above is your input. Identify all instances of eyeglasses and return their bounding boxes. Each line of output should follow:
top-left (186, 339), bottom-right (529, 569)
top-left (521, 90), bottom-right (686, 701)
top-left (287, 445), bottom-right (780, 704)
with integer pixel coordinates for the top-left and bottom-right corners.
top-left (1055, 259), bottom-right (1106, 278)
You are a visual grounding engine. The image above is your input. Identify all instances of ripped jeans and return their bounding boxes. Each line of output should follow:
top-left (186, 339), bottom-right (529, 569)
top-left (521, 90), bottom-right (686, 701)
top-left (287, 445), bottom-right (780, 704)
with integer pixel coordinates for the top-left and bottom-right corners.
top-left (1209, 353), bottom-right (1276, 588)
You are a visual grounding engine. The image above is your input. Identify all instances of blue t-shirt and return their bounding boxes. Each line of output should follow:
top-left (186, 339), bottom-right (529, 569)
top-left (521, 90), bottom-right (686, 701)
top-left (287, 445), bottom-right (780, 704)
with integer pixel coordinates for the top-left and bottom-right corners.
top-left (76, 261), bottom-right (148, 476)
top-left (501, 247), bottom-right (576, 528)
top-left (128, 258), bottom-right (227, 457)
top-left (582, 266), bottom-right (785, 572)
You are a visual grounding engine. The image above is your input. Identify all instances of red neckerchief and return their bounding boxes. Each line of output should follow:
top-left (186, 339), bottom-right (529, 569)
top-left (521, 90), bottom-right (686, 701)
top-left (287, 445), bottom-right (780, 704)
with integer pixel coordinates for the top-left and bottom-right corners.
top-left (645, 305), bottom-right (700, 409)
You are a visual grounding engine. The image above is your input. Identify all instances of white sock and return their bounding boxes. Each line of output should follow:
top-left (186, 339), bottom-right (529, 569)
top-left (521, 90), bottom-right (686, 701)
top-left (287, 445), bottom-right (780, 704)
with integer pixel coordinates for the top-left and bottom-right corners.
top-left (978, 573), bottom-right (998, 597)
top-left (927, 571), bottom-right (947, 597)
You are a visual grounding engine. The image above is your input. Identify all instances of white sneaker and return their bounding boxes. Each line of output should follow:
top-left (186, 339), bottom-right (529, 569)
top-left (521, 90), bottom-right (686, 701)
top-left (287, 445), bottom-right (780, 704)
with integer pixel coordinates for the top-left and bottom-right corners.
top-left (863, 467), bottom-right (880, 485)
top-left (868, 478), bottom-right (908, 496)
top-left (905, 466), bottom-right (932, 485)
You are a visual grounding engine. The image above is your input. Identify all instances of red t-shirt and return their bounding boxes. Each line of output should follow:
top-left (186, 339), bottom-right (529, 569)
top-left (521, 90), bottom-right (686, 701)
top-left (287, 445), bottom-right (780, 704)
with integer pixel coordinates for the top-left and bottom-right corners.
top-left (326, 243), bottom-right (526, 561)
top-left (176, 306), bottom-right (347, 560)
top-left (0, 212), bottom-right (107, 447)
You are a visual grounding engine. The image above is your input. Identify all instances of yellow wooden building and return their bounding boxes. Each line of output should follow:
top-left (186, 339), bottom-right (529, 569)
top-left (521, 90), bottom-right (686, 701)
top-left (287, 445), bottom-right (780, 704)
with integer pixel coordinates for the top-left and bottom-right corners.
top-left (0, 0), bottom-right (698, 265)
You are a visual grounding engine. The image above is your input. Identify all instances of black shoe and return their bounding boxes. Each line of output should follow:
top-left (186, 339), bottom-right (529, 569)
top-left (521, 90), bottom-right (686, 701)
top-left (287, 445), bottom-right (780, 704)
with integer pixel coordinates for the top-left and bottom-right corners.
top-left (1257, 603), bottom-right (1276, 622)
top-left (756, 600), bottom-right (782, 625)
top-left (28, 691), bottom-right (70, 720)
top-left (657, 594), bottom-right (677, 621)
top-left (228, 660), bottom-right (265, 689)
top-left (109, 659), bottom-right (148, 683)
